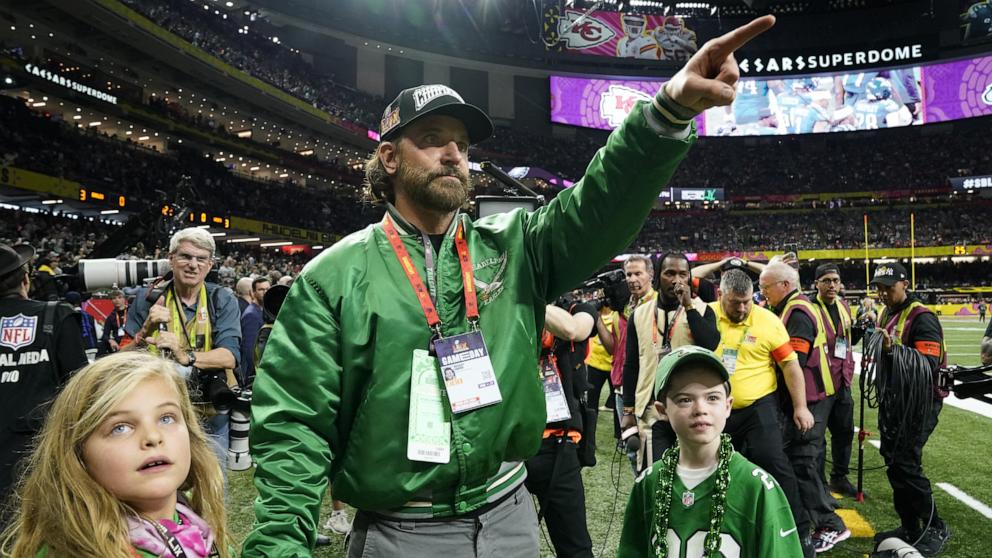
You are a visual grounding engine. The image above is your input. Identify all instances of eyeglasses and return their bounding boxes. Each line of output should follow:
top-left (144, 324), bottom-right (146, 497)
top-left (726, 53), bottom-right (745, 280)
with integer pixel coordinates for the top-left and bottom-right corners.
top-left (758, 280), bottom-right (784, 293)
top-left (817, 277), bottom-right (842, 285)
top-left (173, 252), bottom-right (213, 265)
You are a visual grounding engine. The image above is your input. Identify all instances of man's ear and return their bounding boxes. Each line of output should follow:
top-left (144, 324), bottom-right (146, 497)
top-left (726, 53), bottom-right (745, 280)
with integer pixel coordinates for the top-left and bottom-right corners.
top-left (379, 141), bottom-right (399, 177)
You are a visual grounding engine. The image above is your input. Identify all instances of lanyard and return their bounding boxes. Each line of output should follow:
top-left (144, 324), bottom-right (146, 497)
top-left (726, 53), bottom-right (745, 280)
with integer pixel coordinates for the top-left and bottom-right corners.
top-left (652, 303), bottom-right (683, 347)
top-left (149, 520), bottom-right (220, 558)
top-left (383, 215), bottom-right (479, 335)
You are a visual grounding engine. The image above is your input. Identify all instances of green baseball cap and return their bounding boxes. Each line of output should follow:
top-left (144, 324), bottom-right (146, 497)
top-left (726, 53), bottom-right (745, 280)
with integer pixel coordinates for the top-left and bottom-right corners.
top-left (654, 345), bottom-right (729, 400)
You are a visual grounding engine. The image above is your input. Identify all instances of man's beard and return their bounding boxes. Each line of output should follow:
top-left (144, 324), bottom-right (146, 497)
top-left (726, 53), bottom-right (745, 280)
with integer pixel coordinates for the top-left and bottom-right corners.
top-left (398, 162), bottom-right (472, 212)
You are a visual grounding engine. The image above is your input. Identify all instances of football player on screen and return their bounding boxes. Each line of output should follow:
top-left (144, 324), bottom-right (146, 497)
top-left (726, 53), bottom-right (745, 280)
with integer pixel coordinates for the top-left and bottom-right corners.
top-left (852, 77), bottom-right (912, 130)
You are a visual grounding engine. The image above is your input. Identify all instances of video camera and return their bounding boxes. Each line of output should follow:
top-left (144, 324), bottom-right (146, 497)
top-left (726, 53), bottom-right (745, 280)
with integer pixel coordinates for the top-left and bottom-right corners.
top-left (583, 268), bottom-right (630, 312)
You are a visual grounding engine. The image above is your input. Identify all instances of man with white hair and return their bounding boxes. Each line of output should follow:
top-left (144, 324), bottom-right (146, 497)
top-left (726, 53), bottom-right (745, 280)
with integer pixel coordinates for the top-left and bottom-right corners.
top-left (126, 227), bottom-right (242, 466)
top-left (759, 261), bottom-right (848, 553)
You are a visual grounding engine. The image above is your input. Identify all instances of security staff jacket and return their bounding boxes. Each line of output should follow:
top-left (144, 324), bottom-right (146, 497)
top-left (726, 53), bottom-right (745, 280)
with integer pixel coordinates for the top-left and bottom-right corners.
top-left (244, 102), bottom-right (695, 555)
top-left (0, 295), bottom-right (88, 498)
top-left (814, 296), bottom-right (860, 389)
top-left (878, 295), bottom-right (948, 399)
top-left (772, 290), bottom-right (833, 403)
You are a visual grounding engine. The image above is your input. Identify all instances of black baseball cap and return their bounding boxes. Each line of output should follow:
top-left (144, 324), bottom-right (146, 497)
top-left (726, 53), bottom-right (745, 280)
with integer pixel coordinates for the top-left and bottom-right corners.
top-left (0, 243), bottom-right (34, 278)
top-left (815, 263), bottom-right (841, 280)
top-left (869, 262), bottom-right (909, 287)
top-left (379, 84), bottom-right (493, 144)
top-left (654, 345), bottom-right (729, 400)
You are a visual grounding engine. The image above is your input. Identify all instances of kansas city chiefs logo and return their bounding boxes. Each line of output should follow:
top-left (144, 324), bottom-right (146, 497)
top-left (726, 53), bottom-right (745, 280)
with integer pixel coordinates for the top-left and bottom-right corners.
top-left (557, 10), bottom-right (616, 49)
top-left (600, 85), bottom-right (653, 128)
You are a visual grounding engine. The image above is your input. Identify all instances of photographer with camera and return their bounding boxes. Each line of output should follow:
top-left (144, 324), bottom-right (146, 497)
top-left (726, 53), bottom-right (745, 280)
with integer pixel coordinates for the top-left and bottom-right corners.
top-left (525, 301), bottom-right (597, 557)
top-left (125, 227), bottom-right (242, 469)
top-left (621, 253), bottom-right (719, 473)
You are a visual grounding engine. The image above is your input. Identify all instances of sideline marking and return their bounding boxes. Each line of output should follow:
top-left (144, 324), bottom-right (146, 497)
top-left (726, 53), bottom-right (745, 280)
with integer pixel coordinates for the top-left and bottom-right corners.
top-left (936, 483), bottom-right (992, 520)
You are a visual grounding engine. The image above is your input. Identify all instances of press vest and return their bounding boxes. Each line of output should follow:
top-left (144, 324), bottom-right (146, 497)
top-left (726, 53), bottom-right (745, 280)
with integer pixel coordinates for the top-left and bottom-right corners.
top-left (631, 294), bottom-right (709, 417)
top-left (781, 293), bottom-right (834, 402)
top-left (879, 300), bottom-right (949, 398)
top-left (815, 296), bottom-right (855, 389)
top-left (610, 289), bottom-right (657, 387)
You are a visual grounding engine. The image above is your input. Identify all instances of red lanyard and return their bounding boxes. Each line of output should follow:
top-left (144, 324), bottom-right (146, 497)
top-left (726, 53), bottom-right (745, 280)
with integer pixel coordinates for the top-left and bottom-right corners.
top-left (383, 215), bottom-right (480, 334)
top-left (652, 304), bottom-right (683, 347)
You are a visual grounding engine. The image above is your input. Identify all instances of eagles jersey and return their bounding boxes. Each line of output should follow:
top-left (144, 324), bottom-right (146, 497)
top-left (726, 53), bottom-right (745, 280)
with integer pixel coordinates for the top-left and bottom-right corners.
top-left (842, 72), bottom-right (879, 105)
top-left (617, 35), bottom-right (659, 59)
top-left (618, 452), bottom-right (801, 557)
top-left (780, 98), bottom-right (830, 134)
top-left (853, 98), bottom-right (903, 129)
top-left (733, 80), bottom-right (771, 125)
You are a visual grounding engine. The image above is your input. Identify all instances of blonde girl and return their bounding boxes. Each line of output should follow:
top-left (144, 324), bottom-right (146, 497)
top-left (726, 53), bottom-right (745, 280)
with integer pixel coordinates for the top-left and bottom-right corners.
top-left (1, 352), bottom-right (230, 557)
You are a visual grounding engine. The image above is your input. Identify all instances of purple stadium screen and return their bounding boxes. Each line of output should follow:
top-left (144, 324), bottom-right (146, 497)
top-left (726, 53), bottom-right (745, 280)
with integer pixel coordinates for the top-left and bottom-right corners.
top-left (550, 55), bottom-right (992, 136)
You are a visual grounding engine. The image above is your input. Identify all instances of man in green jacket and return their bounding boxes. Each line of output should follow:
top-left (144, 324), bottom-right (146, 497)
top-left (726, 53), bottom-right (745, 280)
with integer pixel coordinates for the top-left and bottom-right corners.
top-left (243, 15), bottom-right (777, 557)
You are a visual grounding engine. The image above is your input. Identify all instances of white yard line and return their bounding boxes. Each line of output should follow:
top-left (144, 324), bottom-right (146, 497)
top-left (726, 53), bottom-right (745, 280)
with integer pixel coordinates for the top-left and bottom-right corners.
top-left (853, 432), bottom-right (992, 518)
top-left (936, 483), bottom-right (992, 520)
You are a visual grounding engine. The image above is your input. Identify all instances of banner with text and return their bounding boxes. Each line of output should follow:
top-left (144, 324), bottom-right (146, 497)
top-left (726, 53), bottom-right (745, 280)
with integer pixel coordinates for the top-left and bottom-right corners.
top-left (551, 54), bottom-right (992, 136)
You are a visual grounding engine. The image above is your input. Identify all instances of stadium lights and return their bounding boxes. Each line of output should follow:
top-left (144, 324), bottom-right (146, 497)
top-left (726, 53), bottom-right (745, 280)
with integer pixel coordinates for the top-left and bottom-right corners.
top-left (312, 245), bottom-right (324, 250)
top-left (100, 210), bottom-right (119, 215)
top-left (41, 199), bottom-right (63, 205)
top-left (227, 237), bottom-right (260, 244)
top-left (210, 232), bottom-right (227, 237)
top-left (260, 241), bottom-right (293, 247)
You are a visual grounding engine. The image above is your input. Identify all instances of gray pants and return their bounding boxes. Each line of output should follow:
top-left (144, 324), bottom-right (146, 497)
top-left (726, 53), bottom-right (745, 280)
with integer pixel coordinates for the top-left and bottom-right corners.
top-left (347, 485), bottom-right (539, 558)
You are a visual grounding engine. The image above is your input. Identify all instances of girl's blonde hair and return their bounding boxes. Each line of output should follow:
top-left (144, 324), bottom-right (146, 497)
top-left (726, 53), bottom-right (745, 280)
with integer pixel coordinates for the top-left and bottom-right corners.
top-left (1, 352), bottom-right (230, 558)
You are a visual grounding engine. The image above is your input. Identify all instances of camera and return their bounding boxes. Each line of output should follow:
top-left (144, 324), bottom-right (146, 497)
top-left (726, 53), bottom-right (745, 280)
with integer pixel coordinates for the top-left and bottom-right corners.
top-left (584, 269), bottom-right (630, 312)
top-left (227, 387), bottom-right (253, 471)
top-left (76, 258), bottom-right (171, 291)
top-left (189, 367), bottom-right (236, 412)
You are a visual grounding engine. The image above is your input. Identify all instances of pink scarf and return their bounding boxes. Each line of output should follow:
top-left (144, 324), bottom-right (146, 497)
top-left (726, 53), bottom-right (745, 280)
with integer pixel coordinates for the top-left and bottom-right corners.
top-left (127, 501), bottom-right (216, 558)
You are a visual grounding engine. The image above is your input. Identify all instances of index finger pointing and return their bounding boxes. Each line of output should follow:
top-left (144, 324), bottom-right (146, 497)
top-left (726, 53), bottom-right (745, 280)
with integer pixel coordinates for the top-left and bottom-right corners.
top-left (707, 15), bottom-right (776, 60)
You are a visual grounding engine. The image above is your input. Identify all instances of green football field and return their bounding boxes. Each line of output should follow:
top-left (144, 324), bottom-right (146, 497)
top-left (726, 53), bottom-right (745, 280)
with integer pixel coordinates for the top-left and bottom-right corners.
top-left (226, 316), bottom-right (992, 557)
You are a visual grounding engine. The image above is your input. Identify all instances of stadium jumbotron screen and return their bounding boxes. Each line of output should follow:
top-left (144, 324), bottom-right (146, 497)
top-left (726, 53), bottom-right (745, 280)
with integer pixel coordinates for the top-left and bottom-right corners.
top-left (550, 54), bottom-right (992, 136)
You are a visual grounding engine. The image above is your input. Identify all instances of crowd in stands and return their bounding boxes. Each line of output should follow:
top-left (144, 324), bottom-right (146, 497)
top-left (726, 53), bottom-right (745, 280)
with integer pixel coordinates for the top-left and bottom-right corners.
top-left (635, 203), bottom-right (992, 253)
top-left (0, 95), bottom-right (381, 235)
top-left (58, 0), bottom-right (992, 196)
top-left (2, 203), bottom-right (990, 295)
top-left (4, 88), bottom-right (992, 260)
top-left (124, 0), bottom-right (382, 130)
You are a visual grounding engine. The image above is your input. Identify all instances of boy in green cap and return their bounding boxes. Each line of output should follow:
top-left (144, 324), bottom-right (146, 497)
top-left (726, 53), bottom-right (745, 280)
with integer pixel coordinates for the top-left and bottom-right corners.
top-left (618, 345), bottom-right (803, 557)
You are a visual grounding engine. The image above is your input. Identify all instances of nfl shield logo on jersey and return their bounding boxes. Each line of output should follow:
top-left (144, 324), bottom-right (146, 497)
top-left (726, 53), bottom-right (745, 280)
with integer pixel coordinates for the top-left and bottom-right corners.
top-left (0, 314), bottom-right (37, 350)
top-left (681, 490), bottom-right (695, 507)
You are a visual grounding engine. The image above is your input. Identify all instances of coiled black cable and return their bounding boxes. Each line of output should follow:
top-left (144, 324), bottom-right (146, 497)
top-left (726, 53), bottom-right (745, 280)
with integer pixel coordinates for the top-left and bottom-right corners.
top-left (862, 330), bottom-right (936, 453)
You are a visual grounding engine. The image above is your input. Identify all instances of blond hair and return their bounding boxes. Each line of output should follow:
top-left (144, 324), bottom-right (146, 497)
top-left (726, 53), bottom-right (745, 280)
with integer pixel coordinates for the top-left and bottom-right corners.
top-left (0, 352), bottom-right (230, 558)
